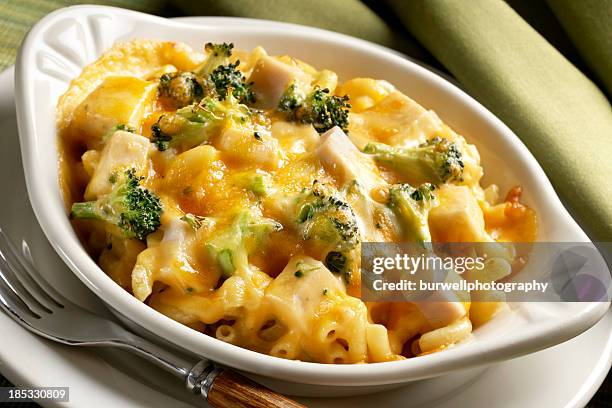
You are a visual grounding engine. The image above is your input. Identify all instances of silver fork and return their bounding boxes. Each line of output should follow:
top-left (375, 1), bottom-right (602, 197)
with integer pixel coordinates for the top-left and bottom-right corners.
top-left (0, 228), bottom-right (304, 408)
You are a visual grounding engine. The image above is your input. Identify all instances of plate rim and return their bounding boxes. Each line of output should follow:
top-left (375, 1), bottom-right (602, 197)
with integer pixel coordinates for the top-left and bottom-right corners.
top-left (13, 5), bottom-right (611, 386)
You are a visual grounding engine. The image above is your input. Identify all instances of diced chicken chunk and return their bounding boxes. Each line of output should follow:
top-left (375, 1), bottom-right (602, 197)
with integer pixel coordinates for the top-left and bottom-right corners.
top-left (264, 255), bottom-right (368, 362)
top-left (317, 126), bottom-right (383, 192)
top-left (428, 185), bottom-right (487, 242)
top-left (368, 91), bottom-right (426, 123)
top-left (392, 110), bottom-right (443, 146)
top-left (416, 296), bottom-right (468, 329)
top-left (69, 76), bottom-right (157, 149)
top-left (84, 130), bottom-right (150, 200)
top-left (248, 56), bottom-right (311, 109)
top-left (349, 91), bottom-right (443, 148)
top-left (267, 256), bottom-right (345, 318)
top-left (317, 127), bottom-right (395, 242)
top-left (405, 252), bottom-right (469, 328)
top-left (132, 217), bottom-right (204, 301)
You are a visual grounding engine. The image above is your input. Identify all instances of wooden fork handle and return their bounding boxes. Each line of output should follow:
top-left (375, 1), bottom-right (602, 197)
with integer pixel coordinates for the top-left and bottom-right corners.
top-left (206, 368), bottom-right (306, 408)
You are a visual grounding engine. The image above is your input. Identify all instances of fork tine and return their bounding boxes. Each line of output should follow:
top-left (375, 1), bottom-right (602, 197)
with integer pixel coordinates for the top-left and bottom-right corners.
top-left (18, 237), bottom-right (68, 306)
top-left (0, 256), bottom-right (41, 320)
top-left (0, 228), bottom-right (66, 308)
top-left (0, 246), bottom-right (54, 315)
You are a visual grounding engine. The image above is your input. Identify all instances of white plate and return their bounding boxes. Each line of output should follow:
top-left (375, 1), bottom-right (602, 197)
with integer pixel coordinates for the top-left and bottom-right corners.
top-left (13, 7), bottom-right (611, 394)
top-left (2, 62), bottom-right (610, 407)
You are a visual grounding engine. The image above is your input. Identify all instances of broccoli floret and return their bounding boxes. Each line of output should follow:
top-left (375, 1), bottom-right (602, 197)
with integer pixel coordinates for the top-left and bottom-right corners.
top-left (206, 210), bottom-right (282, 277)
top-left (278, 84), bottom-right (351, 133)
top-left (387, 183), bottom-right (437, 243)
top-left (151, 104), bottom-right (217, 151)
top-left (304, 88), bottom-right (350, 133)
top-left (71, 169), bottom-right (162, 240)
top-left (296, 181), bottom-right (359, 249)
top-left (206, 42), bottom-right (233, 56)
top-left (192, 42), bottom-right (255, 104)
top-left (293, 181), bottom-right (359, 281)
top-left (198, 42), bottom-right (234, 75)
top-left (158, 71), bottom-right (204, 109)
top-left (278, 83), bottom-right (306, 113)
top-left (363, 137), bottom-right (465, 185)
top-left (152, 95), bottom-right (251, 151)
top-left (209, 61), bottom-right (255, 104)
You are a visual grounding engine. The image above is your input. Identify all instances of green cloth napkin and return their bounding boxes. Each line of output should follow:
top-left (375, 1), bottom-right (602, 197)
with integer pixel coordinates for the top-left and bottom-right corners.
top-left (384, 0), bottom-right (612, 241)
top-left (547, 0), bottom-right (612, 95)
top-left (1, 0), bottom-right (611, 241)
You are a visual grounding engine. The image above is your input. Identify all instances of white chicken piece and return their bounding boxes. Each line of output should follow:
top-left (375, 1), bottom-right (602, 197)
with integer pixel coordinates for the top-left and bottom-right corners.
top-left (84, 130), bottom-right (150, 201)
top-left (248, 56), bottom-right (311, 109)
top-left (266, 256), bottom-right (346, 321)
top-left (317, 127), bottom-right (398, 242)
top-left (349, 92), bottom-right (444, 148)
top-left (428, 185), bottom-right (488, 242)
top-left (394, 249), bottom-right (469, 329)
top-left (317, 127), bottom-right (382, 192)
top-left (69, 76), bottom-right (157, 149)
top-left (415, 294), bottom-right (469, 329)
top-left (264, 255), bottom-right (368, 363)
top-left (132, 217), bottom-right (204, 301)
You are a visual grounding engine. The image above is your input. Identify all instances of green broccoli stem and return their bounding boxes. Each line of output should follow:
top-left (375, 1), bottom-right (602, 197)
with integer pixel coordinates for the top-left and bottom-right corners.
top-left (71, 169), bottom-right (162, 240)
top-left (363, 142), bottom-right (439, 184)
top-left (70, 201), bottom-right (101, 220)
top-left (388, 184), bottom-right (437, 244)
top-left (364, 138), bottom-right (464, 185)
top-left (217, 249), bottom-right (235, 276)
top-left (151, 96), bottom-right (250, 152)
top-left (198, 42), bottom-right (234, 75)
top-left (206, 209), bottom-right (282, 278)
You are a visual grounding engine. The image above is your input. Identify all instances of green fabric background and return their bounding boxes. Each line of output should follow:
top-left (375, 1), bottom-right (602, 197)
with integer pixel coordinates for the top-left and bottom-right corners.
top-left (547, 0), bottom-right (612, 95)
top-left (0, 0), bottom-right (611, 241)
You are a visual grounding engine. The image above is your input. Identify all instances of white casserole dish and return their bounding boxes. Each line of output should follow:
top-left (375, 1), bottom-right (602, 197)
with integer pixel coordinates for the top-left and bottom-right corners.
top-left (15, 5), bottom-right (609, 397)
